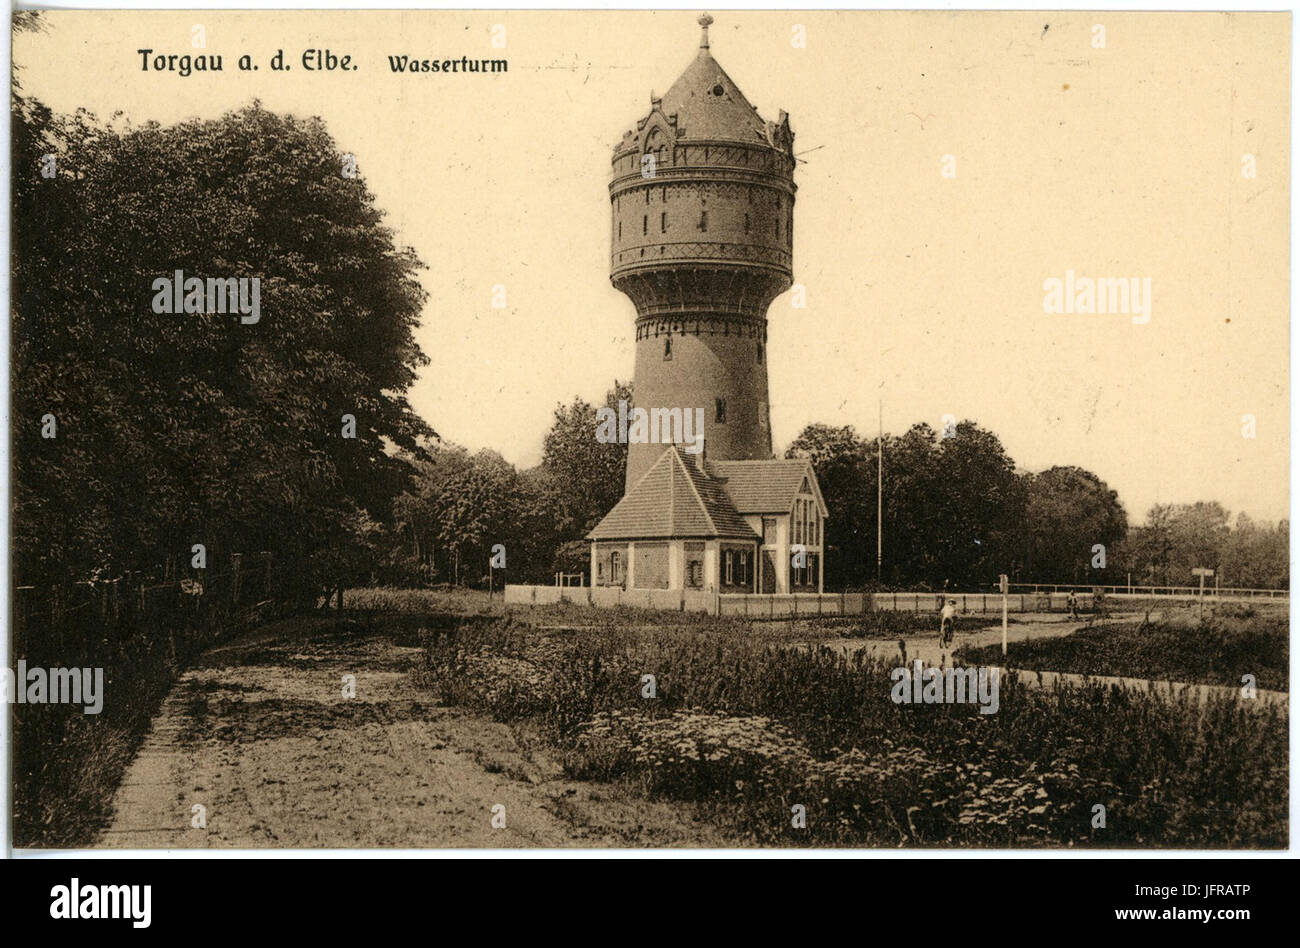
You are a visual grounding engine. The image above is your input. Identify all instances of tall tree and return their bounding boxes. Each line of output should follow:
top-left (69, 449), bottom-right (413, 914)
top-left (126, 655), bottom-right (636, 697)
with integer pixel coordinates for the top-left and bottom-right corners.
top-left (12, 98), bottom-right (433, 601)
top-left (1221, 514), bottom-right (1289, 589)
top-left (540, 381), bottom-right (632, 537)
top-left (787, 419), bottom-right (1027, 588)
top-left (1022, 466), bottom-right (1128, 583)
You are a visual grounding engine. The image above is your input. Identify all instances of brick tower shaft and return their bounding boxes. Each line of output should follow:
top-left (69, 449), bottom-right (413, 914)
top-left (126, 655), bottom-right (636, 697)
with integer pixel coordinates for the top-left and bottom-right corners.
top-left (610, 15), bottom-right (796, 492)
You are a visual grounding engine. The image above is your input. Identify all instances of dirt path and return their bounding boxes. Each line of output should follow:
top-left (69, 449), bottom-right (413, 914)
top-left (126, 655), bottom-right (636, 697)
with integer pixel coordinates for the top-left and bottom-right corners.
top-left (99, 617), bottom-right (728, 849)
top-left (828, 613), bottom-right (1288, 709)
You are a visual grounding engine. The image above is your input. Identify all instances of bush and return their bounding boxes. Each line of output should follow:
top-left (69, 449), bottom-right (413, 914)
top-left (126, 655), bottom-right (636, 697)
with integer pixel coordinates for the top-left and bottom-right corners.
top-left (418, 613), bottom-right (1287, 847)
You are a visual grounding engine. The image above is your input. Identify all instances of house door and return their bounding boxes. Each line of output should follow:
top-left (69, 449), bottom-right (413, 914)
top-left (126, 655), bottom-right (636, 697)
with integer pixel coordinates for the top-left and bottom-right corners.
top-left (761, 551), bottom-right (777, 594)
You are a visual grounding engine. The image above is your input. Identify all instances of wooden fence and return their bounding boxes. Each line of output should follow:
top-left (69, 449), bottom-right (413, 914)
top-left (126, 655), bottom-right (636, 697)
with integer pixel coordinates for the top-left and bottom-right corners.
top-left (503, 584), bottom-right (1286, 619)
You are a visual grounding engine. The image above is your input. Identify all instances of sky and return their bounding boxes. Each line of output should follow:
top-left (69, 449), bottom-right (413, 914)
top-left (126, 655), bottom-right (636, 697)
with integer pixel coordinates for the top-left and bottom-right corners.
top-left (13, 10), bottom-right (1291, 523)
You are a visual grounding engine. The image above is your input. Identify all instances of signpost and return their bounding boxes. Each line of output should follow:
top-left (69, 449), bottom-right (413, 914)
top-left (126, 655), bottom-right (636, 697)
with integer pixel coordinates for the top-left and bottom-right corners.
top-left (1192, 567), bottom-right (1214, 619)
top-left (999, 573), bottom-right (1009, 656)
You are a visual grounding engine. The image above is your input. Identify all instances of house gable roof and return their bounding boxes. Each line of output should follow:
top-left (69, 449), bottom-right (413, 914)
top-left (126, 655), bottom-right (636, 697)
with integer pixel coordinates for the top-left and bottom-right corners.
top-left (709, 458), bottom-right (829, 517)
top-left (587, 446), bottom-right (758, 541)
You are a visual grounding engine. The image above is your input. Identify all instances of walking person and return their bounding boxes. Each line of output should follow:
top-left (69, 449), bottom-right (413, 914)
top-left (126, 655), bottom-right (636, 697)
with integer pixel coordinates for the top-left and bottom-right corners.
top-left (939, 597), bottom-right (957, 653)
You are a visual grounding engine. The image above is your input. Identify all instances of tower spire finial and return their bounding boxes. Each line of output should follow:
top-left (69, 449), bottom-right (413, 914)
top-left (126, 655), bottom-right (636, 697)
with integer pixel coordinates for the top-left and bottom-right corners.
top-left (698, 13), bottom-right (713, 50)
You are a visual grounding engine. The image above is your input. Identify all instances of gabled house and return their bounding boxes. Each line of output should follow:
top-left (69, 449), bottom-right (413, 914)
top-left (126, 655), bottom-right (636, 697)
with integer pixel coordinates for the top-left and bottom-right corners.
top-left (588, 444), bottom-right (827, 594)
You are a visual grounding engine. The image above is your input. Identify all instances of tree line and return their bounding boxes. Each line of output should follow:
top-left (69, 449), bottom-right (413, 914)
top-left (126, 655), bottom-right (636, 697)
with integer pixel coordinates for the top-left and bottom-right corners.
top-left (12, 92), bottom-right (432, 606)
top-left (12, 87), bottom-right (1285, 601)
top-left (379, 390), bottom-right (1287, 592)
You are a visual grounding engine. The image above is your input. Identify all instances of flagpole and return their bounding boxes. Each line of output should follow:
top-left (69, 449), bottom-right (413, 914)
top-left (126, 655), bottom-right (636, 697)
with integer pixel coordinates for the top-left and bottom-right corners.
top-left (876, 396), bottom-right (883, 584)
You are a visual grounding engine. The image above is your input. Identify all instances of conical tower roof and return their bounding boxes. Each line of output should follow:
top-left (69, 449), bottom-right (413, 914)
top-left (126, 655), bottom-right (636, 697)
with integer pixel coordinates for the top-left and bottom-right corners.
top-left (658, 14), bottom-right (769, 144)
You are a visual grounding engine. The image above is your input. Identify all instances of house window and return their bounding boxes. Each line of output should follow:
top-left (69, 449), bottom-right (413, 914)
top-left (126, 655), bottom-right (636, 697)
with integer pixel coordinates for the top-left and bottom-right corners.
top-left (725, 550), bottom-right (734, 585)
top-left (687, 560), bottom-right (703, 588)
top-left (610, 551), bottom-right (622, 583)
top-left (715, 398), bottom-right (726, 423)
top-left (664, 336), bottom-right (672, 360)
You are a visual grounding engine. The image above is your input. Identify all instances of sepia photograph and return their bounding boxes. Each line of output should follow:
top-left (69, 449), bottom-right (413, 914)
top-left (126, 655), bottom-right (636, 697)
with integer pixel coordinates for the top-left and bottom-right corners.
top-left (2, 2), bottom-right (1292, 887)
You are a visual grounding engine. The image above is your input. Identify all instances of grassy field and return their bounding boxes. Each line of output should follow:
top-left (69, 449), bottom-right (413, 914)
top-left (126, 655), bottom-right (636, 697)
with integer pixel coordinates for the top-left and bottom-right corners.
top-left (38, 588), bottom-right (1284, 849)
top-left (958, 603), bottom-right (1289, 692)
top-left (416, 605), bottom-right (1288, 848)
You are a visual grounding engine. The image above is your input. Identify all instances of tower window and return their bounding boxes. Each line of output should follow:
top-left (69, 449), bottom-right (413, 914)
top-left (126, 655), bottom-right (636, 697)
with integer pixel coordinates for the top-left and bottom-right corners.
top-left (645, 189), bottom-right (650, 204)
top-left (698, 210), bottom-right (708, 232)
top-left (744, 212), bottom-right (750, 234)
top-left (664, 336), bottom-right (672, 360)
top-left (757, 340), bottom-right (763, 363)
top-left (775, 217), bottom-right (780, 239)
top-left (618, 221), bottom-right (622, 239)
top-left (715, 398), bottom-right (727, 423)
top-left (662, 186), bottom-right (667, 202)
top-left (660, 212), bottom-right (667, 233)
top-left (642, 215), bottom-right (648, 235)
